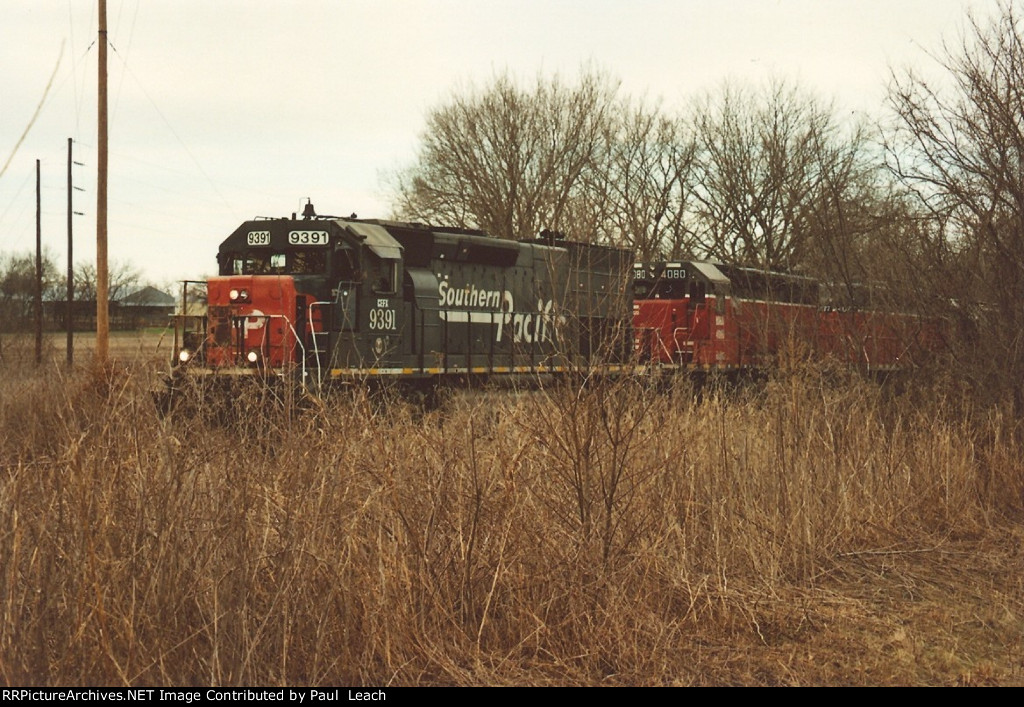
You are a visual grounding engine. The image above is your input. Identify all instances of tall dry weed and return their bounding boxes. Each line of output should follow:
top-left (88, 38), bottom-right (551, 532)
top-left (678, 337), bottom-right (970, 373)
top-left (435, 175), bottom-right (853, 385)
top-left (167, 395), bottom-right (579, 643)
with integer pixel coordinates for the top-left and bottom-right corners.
top-left (0, 363), bottom-right (1020, 685)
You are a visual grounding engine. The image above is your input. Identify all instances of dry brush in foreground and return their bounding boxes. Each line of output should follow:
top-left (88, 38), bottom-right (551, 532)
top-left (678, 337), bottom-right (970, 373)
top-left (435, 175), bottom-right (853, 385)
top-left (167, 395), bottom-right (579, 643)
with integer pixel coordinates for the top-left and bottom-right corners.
top-left (0, 363), bottom-right (1022, 685)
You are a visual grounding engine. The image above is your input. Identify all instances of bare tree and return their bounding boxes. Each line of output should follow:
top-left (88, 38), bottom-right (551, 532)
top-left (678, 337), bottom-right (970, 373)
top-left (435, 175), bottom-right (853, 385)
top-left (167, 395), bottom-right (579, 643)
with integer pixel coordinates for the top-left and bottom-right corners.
top-left (800, 122), bottom-right (905, 293)
top-left (885, 1), bottom-right (1024, 406)
top-left (391, 73), bottom-right (701, 258)
top-left (596, 100), bottom-right (698, 259)
top-left (391, 70), bottom-right (621, 242)
top-left (392, 72), bottom-right (878, 273)
top-left (689, 80), bottom-right (868, 272)
top-left (74, 260), bottom-right (140, 304)
top-left (0, 250), bottom-right (59, 332)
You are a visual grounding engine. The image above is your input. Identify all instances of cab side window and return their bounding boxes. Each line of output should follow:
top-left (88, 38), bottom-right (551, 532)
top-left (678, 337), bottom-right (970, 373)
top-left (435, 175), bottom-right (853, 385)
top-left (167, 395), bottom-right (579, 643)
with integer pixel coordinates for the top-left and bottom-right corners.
top-left (333, 248), bottom-right (358, 282)
top-left (373, 262), bottom-right (399, 294)
top-left (690, 280), bottom-right (706, 304)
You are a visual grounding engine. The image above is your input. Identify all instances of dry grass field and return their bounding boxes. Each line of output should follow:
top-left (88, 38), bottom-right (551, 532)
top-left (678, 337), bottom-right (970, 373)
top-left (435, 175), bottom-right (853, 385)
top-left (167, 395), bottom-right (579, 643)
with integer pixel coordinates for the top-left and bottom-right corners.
top-left (0, 339), bottom-right (1022, 685)
top-left (0, 330), bottom-right (174, 368)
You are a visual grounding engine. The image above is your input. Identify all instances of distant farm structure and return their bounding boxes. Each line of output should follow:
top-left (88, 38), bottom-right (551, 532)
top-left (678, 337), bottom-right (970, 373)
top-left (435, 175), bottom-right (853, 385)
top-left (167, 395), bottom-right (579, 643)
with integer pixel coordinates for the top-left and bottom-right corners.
top-left (43, 286), bottom-right (176, 331)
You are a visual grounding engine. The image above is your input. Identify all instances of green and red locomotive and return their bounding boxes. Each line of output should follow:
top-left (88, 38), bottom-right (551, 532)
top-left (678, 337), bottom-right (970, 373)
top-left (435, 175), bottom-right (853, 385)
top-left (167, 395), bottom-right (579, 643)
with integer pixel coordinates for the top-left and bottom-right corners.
top-left (172, 204), bottom-right (633, 390)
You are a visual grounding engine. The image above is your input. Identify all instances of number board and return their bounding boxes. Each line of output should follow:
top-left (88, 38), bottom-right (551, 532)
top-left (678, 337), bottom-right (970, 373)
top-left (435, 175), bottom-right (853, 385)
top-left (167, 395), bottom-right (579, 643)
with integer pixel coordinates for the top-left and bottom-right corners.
top-left (247, 231), bottom-right (271, 246)
top-left (369, 308), bottom-right (396, 330)
top-left (288, 230), bottom-right (330, 246)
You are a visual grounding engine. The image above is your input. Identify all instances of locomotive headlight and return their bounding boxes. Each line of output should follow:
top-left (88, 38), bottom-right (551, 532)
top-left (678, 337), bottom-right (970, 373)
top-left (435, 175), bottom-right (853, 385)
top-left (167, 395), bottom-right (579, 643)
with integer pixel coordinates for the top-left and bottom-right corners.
top-left (229, 288), bottom-right (240, 301)
top-left (246, 350), bottom-right (259, 364)
top-left (178, 349), bottom-right (192, 363)
top-left (239, 289), bottom-right (249, 301)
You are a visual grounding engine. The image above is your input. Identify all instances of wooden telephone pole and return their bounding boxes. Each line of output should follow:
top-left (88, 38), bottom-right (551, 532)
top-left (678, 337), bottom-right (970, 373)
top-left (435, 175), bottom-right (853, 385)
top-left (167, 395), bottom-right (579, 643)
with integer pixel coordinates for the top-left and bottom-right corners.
top-left (35, 159), bottom-right (42, 366)
top-left (96, 0), bottom-right (109, 364)
top-left (67, 138), bottom-right (74, 367)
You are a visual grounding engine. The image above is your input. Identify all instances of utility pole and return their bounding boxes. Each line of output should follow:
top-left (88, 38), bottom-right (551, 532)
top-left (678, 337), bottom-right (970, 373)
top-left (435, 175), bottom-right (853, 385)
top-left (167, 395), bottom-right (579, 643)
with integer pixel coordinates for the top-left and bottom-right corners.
top-left (96, 0), bottom-right (109, 365)
top-left (35, 159), bottom-right (42, 366)
top-left (67, 138), bottom-right (74, 367)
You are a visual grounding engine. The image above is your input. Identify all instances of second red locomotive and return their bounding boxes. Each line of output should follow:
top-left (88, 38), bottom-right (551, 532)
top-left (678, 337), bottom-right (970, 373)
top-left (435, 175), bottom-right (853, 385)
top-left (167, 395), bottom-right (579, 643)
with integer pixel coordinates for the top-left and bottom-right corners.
top-left (632, 261), bottom-right (945, 372)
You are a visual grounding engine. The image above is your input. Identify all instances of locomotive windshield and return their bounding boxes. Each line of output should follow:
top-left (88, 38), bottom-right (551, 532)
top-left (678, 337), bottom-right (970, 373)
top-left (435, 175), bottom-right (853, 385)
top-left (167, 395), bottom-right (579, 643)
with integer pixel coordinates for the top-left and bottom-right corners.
top-left (223, 249), bottom-right (328, 276)
top-left (633, 265), bottom-right (690, 299)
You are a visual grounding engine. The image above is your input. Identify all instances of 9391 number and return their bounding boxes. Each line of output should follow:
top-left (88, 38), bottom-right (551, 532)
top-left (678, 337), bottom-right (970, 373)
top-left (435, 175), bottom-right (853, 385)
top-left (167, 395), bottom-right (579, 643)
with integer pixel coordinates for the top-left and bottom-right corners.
top-left (288, 230), bottom-right (329, 245)
top-left (369, 308), bottom-right (396, 330)
top-left (247, 231), bottom-right (270, 246)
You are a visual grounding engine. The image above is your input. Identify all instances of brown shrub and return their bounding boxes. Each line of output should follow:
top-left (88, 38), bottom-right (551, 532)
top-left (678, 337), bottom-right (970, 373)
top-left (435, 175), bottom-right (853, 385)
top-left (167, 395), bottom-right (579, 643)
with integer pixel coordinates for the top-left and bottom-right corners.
top-left (0, 364), bottom-right (1021, 685)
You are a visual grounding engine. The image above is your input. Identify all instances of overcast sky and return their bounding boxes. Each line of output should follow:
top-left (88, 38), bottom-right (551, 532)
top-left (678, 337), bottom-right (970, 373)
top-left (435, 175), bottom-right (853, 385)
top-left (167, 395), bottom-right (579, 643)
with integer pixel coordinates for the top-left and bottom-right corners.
top-left (0, 0), bottom-right (993, 285)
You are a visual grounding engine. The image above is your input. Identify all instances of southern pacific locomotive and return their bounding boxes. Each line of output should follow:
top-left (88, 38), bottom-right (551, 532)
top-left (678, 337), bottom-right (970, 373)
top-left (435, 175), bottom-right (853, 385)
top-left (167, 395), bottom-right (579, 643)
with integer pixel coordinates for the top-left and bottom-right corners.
top-left (171, 205), bottom-right (944, 389)
top-left (172, 204), bottom-right (632, 389)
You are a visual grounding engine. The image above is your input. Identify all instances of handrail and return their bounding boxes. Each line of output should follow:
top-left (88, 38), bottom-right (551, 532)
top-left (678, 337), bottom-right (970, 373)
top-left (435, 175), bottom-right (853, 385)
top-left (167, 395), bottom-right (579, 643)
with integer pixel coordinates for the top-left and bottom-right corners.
top-left (308, 300), bottom-right (332, 389)
top-left (173, 280), bottom-right (208, 366)
top-left (671, 326), bottom-right (693, 361)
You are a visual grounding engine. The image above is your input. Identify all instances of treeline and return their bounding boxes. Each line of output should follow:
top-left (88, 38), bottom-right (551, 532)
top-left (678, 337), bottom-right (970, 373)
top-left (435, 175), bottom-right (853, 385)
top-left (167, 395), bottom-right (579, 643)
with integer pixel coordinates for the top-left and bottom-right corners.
top-left (0, 251), bottom-right (146, 331)
top-left (392, 74), bottom-right (884, 284)
top-left (391, 2), bottom-right (1024, 408)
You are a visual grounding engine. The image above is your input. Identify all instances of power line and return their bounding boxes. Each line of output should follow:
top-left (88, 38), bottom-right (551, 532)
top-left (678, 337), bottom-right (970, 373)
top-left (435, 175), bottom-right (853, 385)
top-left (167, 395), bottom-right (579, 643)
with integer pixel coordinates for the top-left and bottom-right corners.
top-left (108, 46), bottom-right (238, 220)
top-left (0, 42), bottom-right (65, 182)
top-left (111, 0), bottom-right (140, 126)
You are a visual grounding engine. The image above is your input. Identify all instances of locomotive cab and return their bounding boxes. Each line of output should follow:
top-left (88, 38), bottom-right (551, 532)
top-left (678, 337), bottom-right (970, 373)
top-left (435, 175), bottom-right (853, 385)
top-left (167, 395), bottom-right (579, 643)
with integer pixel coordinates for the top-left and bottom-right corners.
top-left (328, 222), bottom-right (404, 370)
top-left (173, 211), bottom-right (408, 384)
top-left (632, 261), bottom-right (732, 365)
